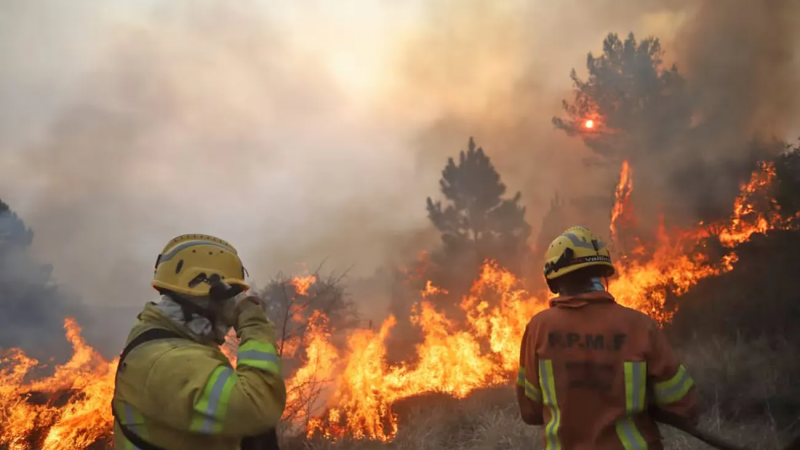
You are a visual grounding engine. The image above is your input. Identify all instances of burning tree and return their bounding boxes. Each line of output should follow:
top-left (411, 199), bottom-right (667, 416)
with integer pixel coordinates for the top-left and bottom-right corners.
top-left (424, 137), bottom-right (532, 301)
top-left (552, 32), bottom-right (781, 229)
top-left (257, 267), bottom-right (357, 353)
top-left (552, 32), bottom-right (689, 164)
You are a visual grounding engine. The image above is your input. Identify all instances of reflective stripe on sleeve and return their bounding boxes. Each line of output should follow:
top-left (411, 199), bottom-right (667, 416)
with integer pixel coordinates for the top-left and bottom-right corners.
top-left (538, 359), bottom-right (562, 450)
top-left (237, 340), bottom-right (281, 375)
top-left (615, 361), bottom-right (648, 450)
top-left (518, 366), bottom-right (542, 402)
top-left (655, 364), bottom-right (694, 405)
top-left (191, 365), bottom-right (238, 434)
top-left (525, 380), bottom-right (542, 403)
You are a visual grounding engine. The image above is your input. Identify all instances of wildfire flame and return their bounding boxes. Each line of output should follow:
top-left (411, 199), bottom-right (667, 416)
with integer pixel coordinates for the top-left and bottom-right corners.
top-left (610, 160), bottom-right (634, 243)
top-left (716, 161), bottom-right (794, 246)
top-left (0, 160), bottom-right (796, 448)
top-left (0, 319), bottom-right (116, 450)
top-left (290, 275), bottom-right (317, 297)
top-left (584, 119), bottom-right (594, 129)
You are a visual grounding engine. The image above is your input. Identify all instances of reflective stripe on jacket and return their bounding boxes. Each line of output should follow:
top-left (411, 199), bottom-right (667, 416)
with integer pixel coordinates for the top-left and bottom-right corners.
top-left (516, 291), bottom-right (699, 450)
top-left (113, 303), bottom-right (287, 450)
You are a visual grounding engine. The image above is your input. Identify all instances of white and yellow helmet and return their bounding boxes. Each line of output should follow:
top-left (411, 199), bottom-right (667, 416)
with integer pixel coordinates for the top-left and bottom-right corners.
top-left (152, 234), bottom-right (250, 297)
top-left (543, 226), bottom-right (615, 293)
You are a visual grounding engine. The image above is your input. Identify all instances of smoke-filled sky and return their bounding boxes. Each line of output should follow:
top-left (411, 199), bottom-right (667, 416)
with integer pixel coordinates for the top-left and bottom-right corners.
top-left (1, 0), bottom-right (798, 311)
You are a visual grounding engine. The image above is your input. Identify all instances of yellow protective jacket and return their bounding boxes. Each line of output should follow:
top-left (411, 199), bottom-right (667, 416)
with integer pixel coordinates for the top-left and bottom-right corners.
top-left (112, 303), bottom-right (287, 450)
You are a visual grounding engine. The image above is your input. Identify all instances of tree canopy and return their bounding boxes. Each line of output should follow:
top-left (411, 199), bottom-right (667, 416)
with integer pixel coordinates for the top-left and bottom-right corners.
top-left (552, 32), bottom-right (690, 164)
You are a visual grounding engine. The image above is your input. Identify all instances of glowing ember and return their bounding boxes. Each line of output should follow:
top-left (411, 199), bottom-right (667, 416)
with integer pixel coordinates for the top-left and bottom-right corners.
top-left (0, 160), bottom-right (796, 447)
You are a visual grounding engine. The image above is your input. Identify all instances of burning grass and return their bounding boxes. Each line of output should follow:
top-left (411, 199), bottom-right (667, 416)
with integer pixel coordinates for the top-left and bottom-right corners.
top-left (290, 336), bottom-right (795, 450)
top-left (0, 319), bottom-right (115, 450)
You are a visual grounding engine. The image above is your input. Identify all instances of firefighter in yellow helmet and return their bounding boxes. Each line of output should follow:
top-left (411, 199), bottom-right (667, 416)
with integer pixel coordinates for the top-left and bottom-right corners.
top-left (112, 234), bottom-right (286, 450)
top-left (516, 226), bottom-right (699, 450)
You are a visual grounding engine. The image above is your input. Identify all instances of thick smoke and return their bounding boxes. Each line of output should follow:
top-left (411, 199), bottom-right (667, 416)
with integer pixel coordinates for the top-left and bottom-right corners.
top-left (389, 0), bottom-right (695, 236)
top-left (635, 0), bottom-right (800, 226)
top-left (0, 0), bottom-right (437, 353)
top-left (677, 0), bottom-right (799, 139)
top-left (0, 1), bottom-right (435, 312)
top-left (0, 0), bottom-right (797, 353)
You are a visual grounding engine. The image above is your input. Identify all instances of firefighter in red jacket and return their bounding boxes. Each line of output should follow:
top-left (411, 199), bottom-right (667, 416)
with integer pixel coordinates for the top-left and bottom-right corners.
top-left (517, 226), bottom-right (699, 450)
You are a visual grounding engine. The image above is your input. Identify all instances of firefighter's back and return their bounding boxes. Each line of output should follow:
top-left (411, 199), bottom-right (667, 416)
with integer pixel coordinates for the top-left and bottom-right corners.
top-left (527, 291), bottom-right (664, 450)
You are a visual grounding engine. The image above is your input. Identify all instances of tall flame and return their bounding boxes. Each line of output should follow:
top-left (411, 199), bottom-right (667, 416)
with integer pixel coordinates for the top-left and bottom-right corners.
top-left (610, 160), bottom-right (634, 243)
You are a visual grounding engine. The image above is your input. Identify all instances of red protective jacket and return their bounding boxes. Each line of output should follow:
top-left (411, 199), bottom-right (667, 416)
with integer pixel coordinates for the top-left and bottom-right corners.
top-left (516, 290), bottom-right (699, 450)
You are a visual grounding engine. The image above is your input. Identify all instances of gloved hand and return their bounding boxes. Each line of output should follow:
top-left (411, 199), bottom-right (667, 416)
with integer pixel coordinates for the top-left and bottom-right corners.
top-left (233, 296), bottom-right (277, 343)
top-left (218, 296), bottom-right (240, 329)
top-left (234, 295), bottom-right (267, 318)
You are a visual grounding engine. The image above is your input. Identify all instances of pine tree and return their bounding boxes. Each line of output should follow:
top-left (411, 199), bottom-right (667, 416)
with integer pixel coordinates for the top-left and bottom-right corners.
top-left (425, 137), bottom-right (531, 294)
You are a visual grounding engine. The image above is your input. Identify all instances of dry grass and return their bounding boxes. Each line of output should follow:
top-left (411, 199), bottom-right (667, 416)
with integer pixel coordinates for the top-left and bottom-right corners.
top-left (677, 335), bottom-right (800, 430)
top-left (286, 336), bottom-right (797, 450)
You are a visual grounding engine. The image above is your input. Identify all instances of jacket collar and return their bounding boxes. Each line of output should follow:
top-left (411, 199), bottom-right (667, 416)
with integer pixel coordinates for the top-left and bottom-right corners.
top-left (549, 290), bottom-right (616, 309)
top-left (137, 302), bottom-right (220, 347)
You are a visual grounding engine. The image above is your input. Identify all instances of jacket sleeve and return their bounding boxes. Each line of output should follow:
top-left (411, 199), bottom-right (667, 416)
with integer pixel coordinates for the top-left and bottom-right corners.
top-left (645, 319), bottom-right (700, 423)
top-left (140, 308), bottom-right (287, 437)
top-left (516, 323), bottom-right (544, 425)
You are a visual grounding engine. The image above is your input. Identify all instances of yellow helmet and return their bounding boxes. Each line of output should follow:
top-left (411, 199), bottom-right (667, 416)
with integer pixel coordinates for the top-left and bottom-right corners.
top-left (543, 226), bottom-right (615, 293)
top-left (152, 234), bottom-right (250, 298)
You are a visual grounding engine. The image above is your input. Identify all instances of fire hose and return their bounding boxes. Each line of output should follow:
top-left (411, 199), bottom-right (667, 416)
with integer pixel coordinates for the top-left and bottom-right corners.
top-left (651, 408), bottom-right (800, 450)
